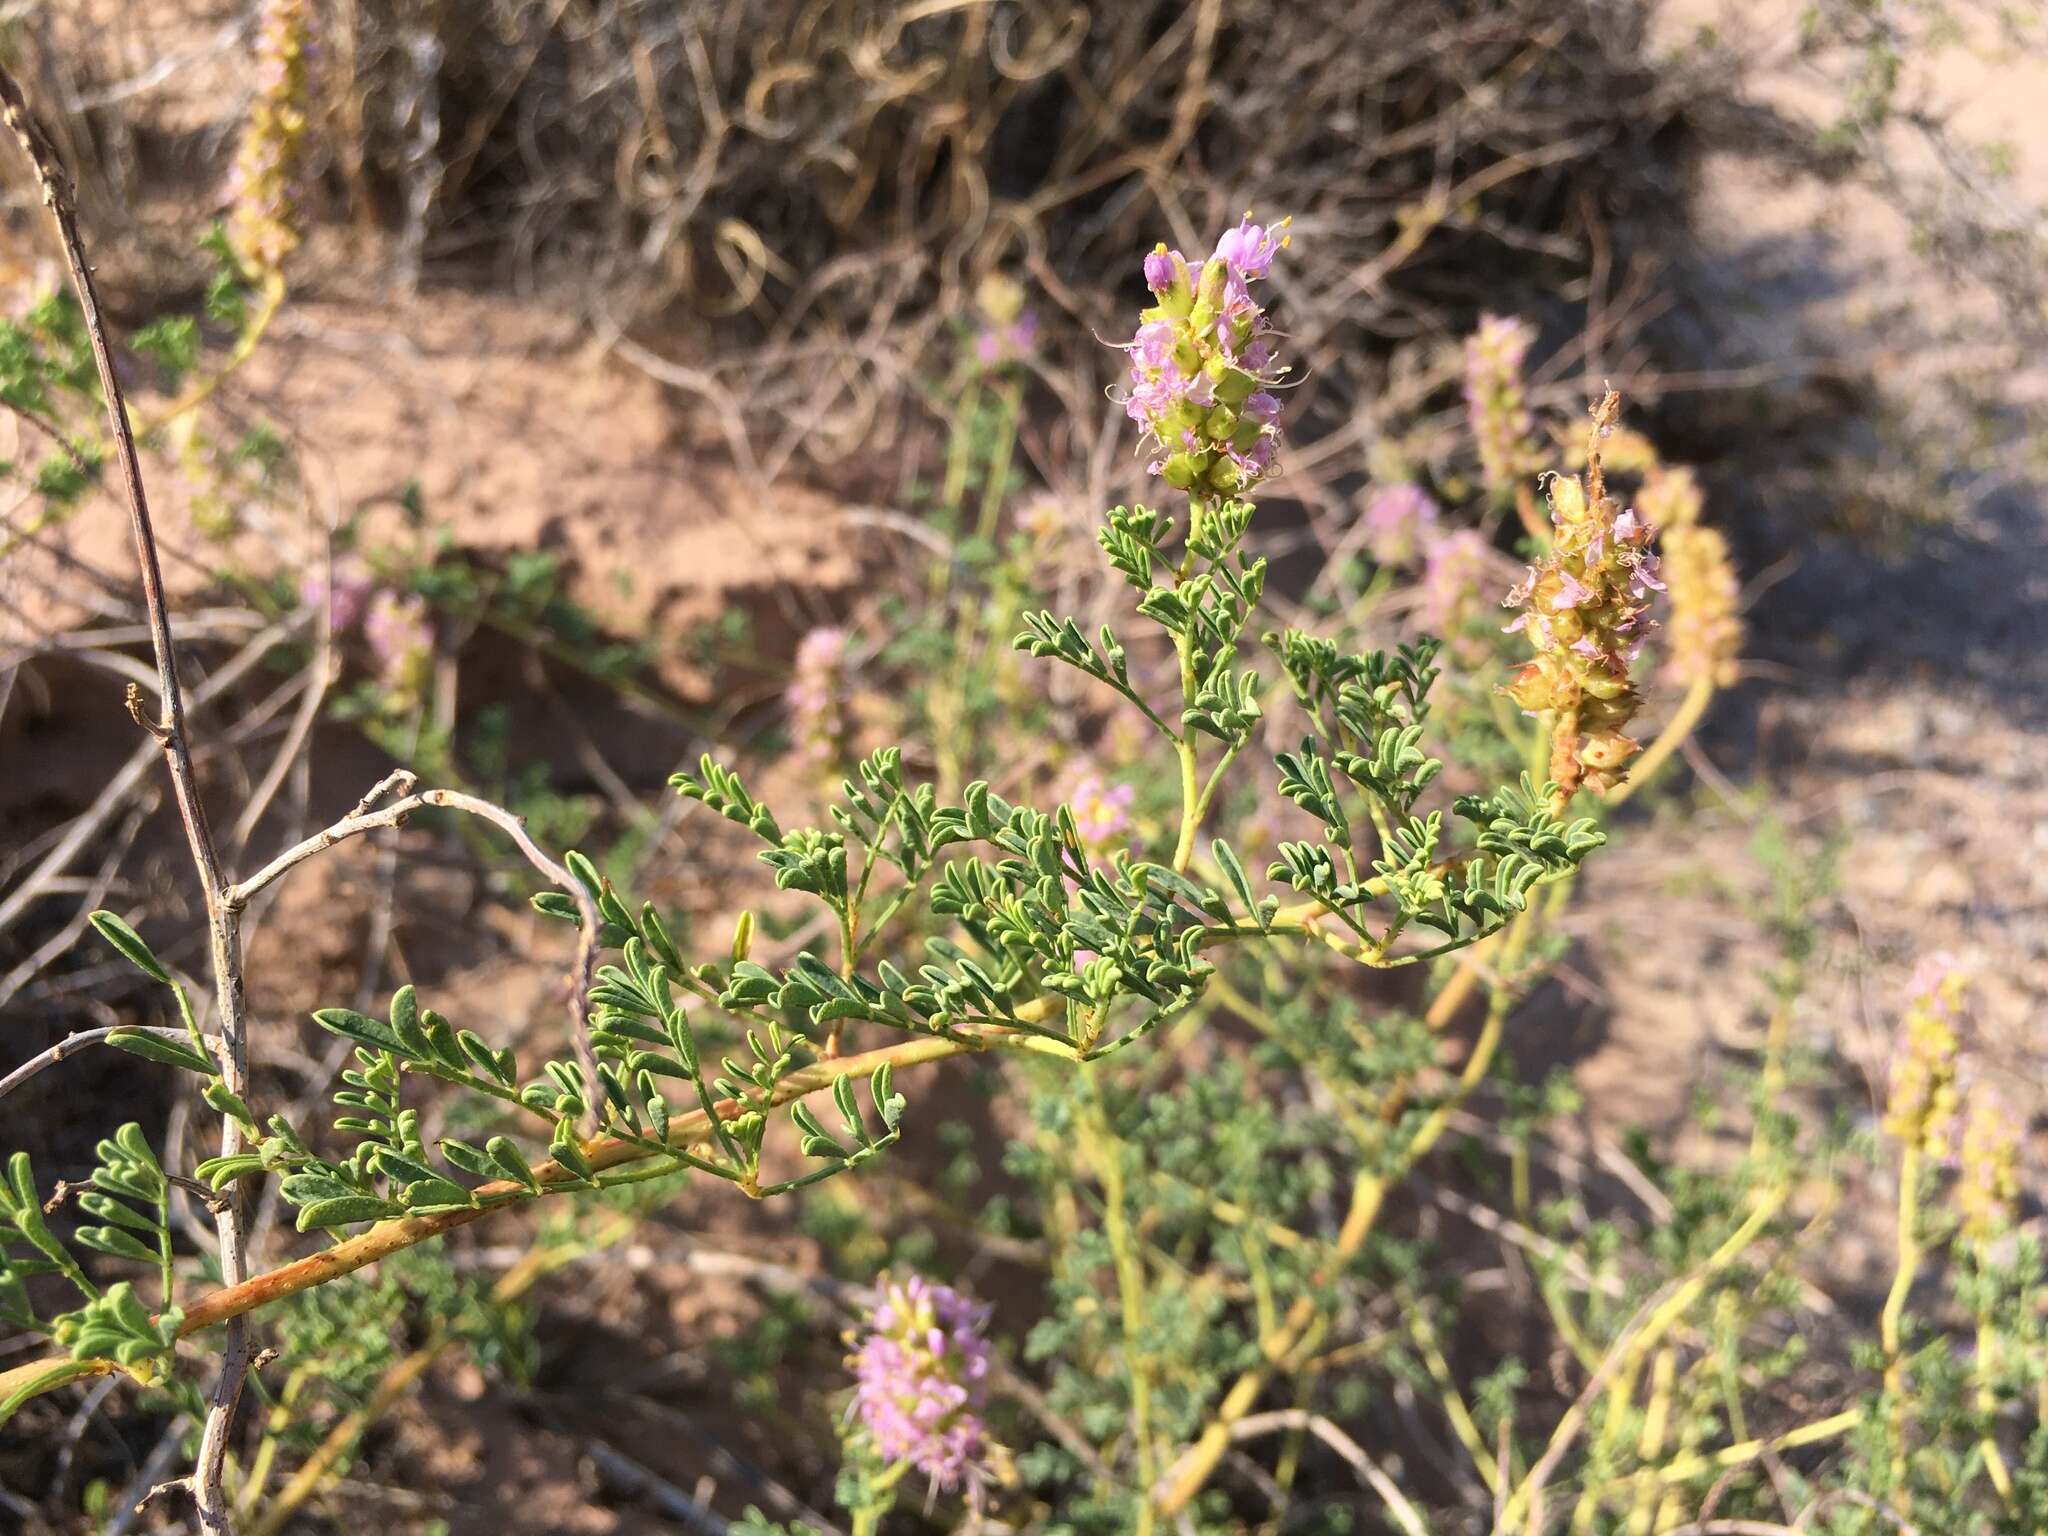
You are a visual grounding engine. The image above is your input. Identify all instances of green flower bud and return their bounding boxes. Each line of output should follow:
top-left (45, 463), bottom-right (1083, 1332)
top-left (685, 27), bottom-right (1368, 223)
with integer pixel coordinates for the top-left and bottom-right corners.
top-left (1211, 364), bottom-right (1258, 408)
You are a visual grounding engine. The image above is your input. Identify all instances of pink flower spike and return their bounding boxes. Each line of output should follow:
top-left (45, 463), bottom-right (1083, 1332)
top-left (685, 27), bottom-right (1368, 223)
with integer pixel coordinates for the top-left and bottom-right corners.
top-left (850, 1274), bottom-right (995, 1504)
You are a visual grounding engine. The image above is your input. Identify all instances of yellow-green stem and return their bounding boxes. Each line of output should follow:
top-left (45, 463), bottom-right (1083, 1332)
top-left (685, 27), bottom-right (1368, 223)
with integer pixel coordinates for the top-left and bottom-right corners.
top-left (1881, 1141), bottom-right (1921, 1486)
top-left (850, 1459), bottom-right (911, 1536)
top-left (1408, 1299), bottom-right (1502, 1495)
top-left (1624, 1348), bottom-right (1676, 1536)
top-left (940, 378), bottom-right (984, 514)
top-left (1171, 622), bottom-right (1202, 874)
top-left (975, 383), bottom-right (1020, 543)
top-left (1592, 1406), bottom-right (1865, 1496)
top-left (1082, 1068), bottom-right (1157, 1536)
top-left (1496, 1184), bottom-right (1787, 1533)
top-left (235, 1364), bottom-right (310, 1521)
top-left (141, 272), bottom-right (287, 435)
top-left (1976, 1315), bottom-right (2017, 1505)
top-left (1156, 914), bottom-right (1534, 1516)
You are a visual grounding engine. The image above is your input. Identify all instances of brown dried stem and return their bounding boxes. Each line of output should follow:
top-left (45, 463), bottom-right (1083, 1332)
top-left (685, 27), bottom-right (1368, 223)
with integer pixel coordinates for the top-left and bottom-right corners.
top-left (0, 60), bottom-right (253, 1531)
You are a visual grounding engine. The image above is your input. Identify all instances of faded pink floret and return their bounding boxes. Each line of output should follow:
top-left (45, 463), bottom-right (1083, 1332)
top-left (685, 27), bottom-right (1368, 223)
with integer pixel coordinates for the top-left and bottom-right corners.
top-left (1417, 528), bottom-right (1494, 633)
top-left (786, 626), bottom-right (853, 769)
top-left (1362, 483), bottom-right (1440, 566)
top-left (974, 311), bottom-right (1039, 366)
top-left (299, 557), bottom-right (374, 633)
top-left (851, 1274), bottom-right (994, 1502)
top-left (1501, 490), bottom-right (1663, 671)
top-left (1069, 774), bottom-right (1136, 850)
top-left (1905, 952), bottom-right (1964, 1021)
top-left (364, 590), bottom-right (432, 694)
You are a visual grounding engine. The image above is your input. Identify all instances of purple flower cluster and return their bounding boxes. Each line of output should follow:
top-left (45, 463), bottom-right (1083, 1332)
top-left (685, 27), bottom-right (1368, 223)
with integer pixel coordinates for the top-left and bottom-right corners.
top-left (1362, 483), bottom-right (1441, 567)
top-left (850, 1274), bottom-right (994, 1501)
top-left (297, 559), bottom-right (437, 701)
top-left (970, 272), bottom-right (1039, 369)
top-left (1119, 215), bottom-right (1291, 498)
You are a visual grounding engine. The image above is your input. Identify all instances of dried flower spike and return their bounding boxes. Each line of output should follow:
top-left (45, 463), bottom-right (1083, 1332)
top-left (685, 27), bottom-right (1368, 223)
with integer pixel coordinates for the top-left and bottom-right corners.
top-left (226, 0), bottom-right (315, 281)
top-left (1883, 954), bottom-right (1966, 1157)
top-left (1955, 1083), bottom-right (2020, 1241)
top-left (849, 1273), bottom-right (995, 1502)
top-left (1503, 391), bottom-right (1662, 799)
top-left (1120, 214), bottom-right (1291, 502)
top-left (1643, 465), bottom-right (1742, 689)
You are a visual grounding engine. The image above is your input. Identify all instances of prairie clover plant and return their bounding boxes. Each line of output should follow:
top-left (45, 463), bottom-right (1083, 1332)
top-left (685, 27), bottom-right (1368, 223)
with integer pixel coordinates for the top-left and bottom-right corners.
top-left (1, 214), bottom-right (1603, 1505)
top-left (5, 198), bottom-right (2037, 1536)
